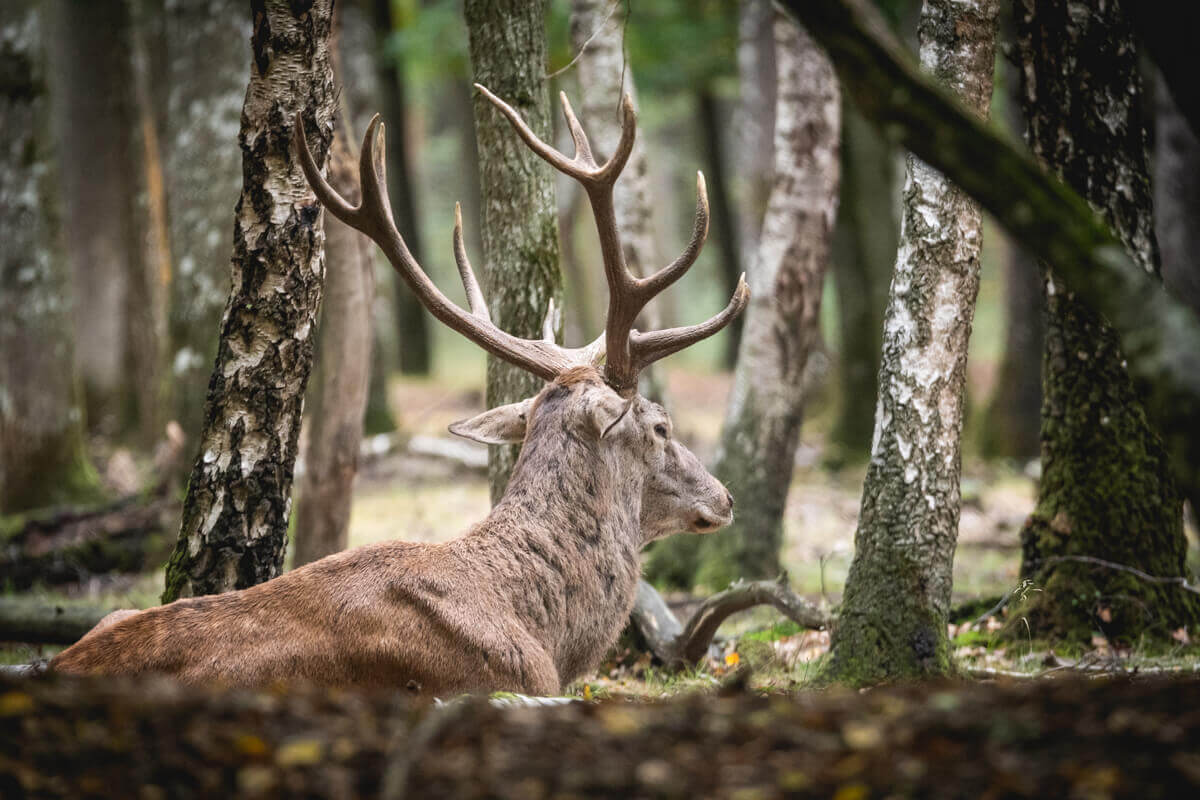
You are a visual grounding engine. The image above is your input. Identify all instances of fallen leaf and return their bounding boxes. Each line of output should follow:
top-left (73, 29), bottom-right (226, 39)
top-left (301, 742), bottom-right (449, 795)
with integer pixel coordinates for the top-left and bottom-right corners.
top-left (1098, 607), bottom-right (1113, 623)
top-left (1172, 627), bottom-right (1191, 645)
top-left (725, 652), bottom-right (741, 666)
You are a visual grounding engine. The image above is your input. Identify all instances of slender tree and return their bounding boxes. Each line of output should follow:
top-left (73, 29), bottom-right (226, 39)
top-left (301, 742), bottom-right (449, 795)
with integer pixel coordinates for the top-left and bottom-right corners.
top-left (463, 0), bottom-right (563, 503)
top-left (980, 51), bottom-right (1043, 462)
top-left (292, 10), bottom-right (377, 567)
top-left (1008, 0), bottom-right (1199, 643)
top-left (162, 0), bottom-right (337, 602)
top-left (163, 0), bottom-right (250, 444)
top-left (734, 0), bottom-right (776, 259)
top-left (371, 0), bottom-right (433, 376)
top-left (824, 0), bottom-right (999, 685)
top-left (646, 12), bottom-right (841, 588)
top-left (0, 0), bottom-right (104, 514)
top-left (828, 102), bottom-right (900, 462)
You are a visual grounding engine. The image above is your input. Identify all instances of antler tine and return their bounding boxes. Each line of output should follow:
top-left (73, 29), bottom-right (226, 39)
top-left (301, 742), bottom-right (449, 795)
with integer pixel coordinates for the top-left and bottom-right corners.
top-left (639, 172), bottom-right (710, 297)
top-left (558, 91), bottom-right (594, 166)
top-left (474, 83), bottom-right (581, 177)
top-left (453, 202), bottom-right (490, 320)
top-left (294, 112), bottom-right (359, 225)
top-left (628, 274), bottom-right (751, 372)
top-left (541, 298), bottom-right (559, 343)
top-left (594, 94), bottom-right (637, 185)
top-left (357, 116), bottom-right (396, 237)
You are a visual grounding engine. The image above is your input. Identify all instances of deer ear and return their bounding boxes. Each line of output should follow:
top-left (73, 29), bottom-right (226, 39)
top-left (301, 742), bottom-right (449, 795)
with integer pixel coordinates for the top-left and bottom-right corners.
top-left (448, 399), bottom-right (532, 445)
top-left (590, 394), bottom-right (635, 440)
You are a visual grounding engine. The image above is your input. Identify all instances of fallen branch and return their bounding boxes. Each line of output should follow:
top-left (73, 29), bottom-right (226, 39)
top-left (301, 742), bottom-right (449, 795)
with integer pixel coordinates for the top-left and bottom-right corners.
top-left (354, 433), bottom-right (488, 472)
top-left (0, 600), bottom-right (112, 644)
top-left (630, 575), bottom-right (831, 668)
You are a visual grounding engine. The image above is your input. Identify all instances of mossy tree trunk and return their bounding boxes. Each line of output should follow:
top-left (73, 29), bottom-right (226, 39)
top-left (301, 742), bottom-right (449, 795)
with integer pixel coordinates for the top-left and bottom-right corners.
top-left (1008, 0), bottom-right (1199, 644)
top-left (645, 14), bottom-right (841, 590)
top-left (463, 0), bottom-right (563, 505)
top-left (0, 0), bottom-right (104, 515)
top-left (823, 0), bottom-right (999, 686)
top-left (162, 0), bottom-right (337, 602)
top-left (163, 0), bottom-right (250, 448)
top-left (828, 102), bottom-right (900, 463)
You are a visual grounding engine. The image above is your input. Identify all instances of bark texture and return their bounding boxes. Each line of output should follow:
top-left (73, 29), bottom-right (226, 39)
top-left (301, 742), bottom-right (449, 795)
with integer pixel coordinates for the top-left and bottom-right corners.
top-left (0, 1), bottom-right (103, 514)
top-left (292, 75), bottom-right (374, 568)
top-left (163, 0), bottom-right (251, 444)
top-left (825, 0), bottom-right (998, 686)
top-left (828, 101), bottom-right (900, 461)
top-left (1011, 0), bottom-right (1198, 644)
top-left (463, 0), bottom-right (563, 504)
top-left (162, 0), bottom-right (337, 602)
top-left (645, 15), bottom-right (840, 589)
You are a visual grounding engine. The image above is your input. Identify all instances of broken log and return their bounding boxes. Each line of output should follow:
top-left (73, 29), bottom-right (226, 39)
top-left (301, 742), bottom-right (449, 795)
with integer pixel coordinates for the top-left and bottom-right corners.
top-left (0, 489), bottom-right (178, 589)
top-left (0, 600), bottom-right (111, 644)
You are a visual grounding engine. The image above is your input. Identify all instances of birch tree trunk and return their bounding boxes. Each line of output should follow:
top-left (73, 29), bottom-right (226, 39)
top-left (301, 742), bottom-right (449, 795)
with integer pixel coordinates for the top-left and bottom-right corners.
top-left (162, 0), bottom-right (337, 602)
top-left (163, 0), bottom-right (249, 445)
top-left (0, 1), bottom-right (103, 514)
top-left (463, 0), bottom-right (563, 504)
top-left (646, 14), bottom-right (841, 589)
top-left (824, 0), bottom-right (998, 685)
top-left (1009, 0), bottom-right (1198, 643)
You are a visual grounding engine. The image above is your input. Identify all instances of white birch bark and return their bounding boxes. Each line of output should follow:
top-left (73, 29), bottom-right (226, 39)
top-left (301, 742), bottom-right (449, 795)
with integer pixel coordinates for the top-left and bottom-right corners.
top-left (826, 0), bottom-right (999, 684)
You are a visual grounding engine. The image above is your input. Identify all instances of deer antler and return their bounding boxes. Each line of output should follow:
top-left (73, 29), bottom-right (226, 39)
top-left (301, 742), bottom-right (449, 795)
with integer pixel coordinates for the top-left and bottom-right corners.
top-left (294, 114), bottom-right (604, 380)
top-left (293, 85), bottom-right (747, 395)
top-left (476, 85), bottom-right (748, 395)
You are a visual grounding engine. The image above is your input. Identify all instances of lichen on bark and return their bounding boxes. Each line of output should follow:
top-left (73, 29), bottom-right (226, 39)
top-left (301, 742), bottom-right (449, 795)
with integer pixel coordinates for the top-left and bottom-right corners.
top-left (463, 0), bottom-right (563, 504)
top-left (822, 0), bottom-right (999, 686)
top-left (162, 0), bottom-right (337, 602)
top-left (1006, 0), bottom-right (1200, 645)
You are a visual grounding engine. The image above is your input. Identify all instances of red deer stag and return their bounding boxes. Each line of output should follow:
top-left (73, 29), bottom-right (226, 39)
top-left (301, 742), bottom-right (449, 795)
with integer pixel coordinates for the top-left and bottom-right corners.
top-left (50, 86), bottom-right (748, 696)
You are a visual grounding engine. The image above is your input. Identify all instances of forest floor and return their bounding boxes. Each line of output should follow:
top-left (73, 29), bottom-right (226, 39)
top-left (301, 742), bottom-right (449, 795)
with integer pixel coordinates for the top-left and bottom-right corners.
top-left (4, 369), bottom-right (1199, 688)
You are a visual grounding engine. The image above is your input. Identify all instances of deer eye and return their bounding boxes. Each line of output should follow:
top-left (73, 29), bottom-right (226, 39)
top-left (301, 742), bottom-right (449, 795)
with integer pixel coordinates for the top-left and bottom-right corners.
top-left (653, 424), bottom-right (668, 439)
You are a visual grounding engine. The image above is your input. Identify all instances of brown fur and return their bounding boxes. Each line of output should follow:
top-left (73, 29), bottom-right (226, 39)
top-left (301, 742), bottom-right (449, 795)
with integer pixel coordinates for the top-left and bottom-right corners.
top-left (51, 369), bottom-right (732, 696)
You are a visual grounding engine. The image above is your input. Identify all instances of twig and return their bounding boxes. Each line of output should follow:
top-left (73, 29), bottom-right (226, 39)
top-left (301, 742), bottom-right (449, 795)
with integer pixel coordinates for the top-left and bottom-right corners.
top-left (969, 589), bottom-right (1014, 628)
top-left (546, 0), bottom-right (622, 79)
top-left (1042, 555), bottom-right (1200, 596)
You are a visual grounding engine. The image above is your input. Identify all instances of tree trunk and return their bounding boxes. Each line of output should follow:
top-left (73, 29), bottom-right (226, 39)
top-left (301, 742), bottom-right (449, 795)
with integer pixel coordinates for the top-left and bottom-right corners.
top-left (1009, 0), bottom-right (1199, 644)
top-left (463, 0), bottom-right (563, 505)
top-left (162, 0), bottom-right (250, 448)
top-left (371, 0), bottom-right (433, 376)
top-left (1154, 70), bottom-right (1200, 517)
top-left (735, 0), bottom-right (777, 258)
top-left (828, 101), bottom-right (900, 462)
top-left (292, 26), bottom-right (376, 568)
top-left (695, 87), bottom-right (744, 369)
top-left (161, 0), bottom-right (337, 602)
top-left (121, 0), bottom-right (172, 449)
top-left (645, 14), bottom-right (841, 589)
top-left (568, 0), bottom-right (665, 401)
top-left (50, 0), bottom-right (131, 437)
top-left (824, 0), bottom-right (999, 686)
top-left (0, 0), bottom-right (104, 515)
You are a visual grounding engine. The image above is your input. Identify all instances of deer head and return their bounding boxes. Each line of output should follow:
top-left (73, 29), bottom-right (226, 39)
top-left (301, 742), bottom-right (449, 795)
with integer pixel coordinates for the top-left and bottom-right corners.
top-left (294, 84), bottom-right (748, 541)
